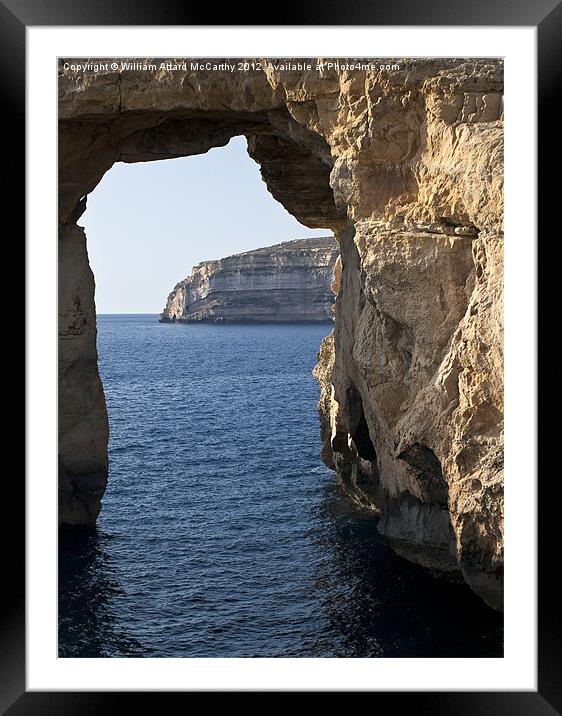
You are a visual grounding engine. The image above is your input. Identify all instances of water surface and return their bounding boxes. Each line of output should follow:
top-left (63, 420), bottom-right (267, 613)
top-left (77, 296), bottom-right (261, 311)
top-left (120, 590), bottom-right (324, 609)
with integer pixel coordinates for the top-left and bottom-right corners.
top-left (59, 315), bottom-right (503, 657)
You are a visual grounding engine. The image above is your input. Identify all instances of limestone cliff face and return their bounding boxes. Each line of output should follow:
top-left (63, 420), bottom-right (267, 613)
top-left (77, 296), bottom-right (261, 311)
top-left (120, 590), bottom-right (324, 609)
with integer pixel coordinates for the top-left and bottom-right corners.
top-left (58, 58), bottom-right (503, 608)
top-left (314, 219), bottom-right (503, 609)
top-left (160, 237), bottom-right (339, 323)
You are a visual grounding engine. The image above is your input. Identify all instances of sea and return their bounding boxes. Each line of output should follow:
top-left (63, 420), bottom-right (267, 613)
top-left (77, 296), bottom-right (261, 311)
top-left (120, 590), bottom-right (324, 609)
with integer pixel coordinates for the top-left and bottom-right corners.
top-left (58, 314), bottom-right (503, 658)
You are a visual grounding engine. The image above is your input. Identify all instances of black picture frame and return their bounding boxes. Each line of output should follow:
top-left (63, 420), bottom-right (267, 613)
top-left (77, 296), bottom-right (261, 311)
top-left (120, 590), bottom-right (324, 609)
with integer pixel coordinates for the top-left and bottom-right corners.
top-left (9, 0), bottom-right (560, 711)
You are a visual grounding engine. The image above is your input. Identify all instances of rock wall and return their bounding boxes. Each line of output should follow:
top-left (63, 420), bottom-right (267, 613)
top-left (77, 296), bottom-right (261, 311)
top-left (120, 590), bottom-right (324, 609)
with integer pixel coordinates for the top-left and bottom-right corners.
top-left (160, 237), bottom-right (339, 323)
top-left (58, 58), bottom-right (503, 608)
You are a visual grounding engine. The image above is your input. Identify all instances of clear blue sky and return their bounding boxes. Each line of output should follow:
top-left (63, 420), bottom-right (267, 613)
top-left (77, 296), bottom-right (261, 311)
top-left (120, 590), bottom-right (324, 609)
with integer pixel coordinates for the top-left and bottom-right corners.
top-left (83, 135), bottom-right (333, 313)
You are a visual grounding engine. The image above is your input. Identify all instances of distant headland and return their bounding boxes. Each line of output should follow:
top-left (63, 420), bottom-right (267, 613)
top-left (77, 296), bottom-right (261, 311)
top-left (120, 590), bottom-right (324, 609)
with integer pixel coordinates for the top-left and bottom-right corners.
top-left (159, 237), bottom-right (339, 324)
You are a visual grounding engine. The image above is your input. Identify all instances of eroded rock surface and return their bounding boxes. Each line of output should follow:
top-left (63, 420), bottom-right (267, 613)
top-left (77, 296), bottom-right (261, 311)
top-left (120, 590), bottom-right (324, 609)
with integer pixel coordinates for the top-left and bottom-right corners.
top-left (160, 237), bottom-right (339, 323)
top-left (58, 58), bottom-right (503, 608)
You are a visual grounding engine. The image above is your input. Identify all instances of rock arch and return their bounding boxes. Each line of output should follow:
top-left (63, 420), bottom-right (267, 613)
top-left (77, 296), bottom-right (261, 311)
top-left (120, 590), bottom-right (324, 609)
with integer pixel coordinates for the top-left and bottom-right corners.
top-left (58, 58), bottom-right (504, 608)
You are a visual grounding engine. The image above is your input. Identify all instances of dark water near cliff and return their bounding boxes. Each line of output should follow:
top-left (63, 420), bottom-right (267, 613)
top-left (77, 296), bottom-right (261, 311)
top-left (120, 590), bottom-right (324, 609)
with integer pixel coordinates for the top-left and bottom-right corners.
top-left (59, 315), bottom-right (503, 658)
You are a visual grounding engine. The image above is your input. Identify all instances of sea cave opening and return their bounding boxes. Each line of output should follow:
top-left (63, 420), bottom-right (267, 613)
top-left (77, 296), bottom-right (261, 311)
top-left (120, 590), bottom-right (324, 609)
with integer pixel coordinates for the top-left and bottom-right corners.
top-left (59, 114), bottom-right (347, 529)
top-left (82, 132), bottom-right (338, 515)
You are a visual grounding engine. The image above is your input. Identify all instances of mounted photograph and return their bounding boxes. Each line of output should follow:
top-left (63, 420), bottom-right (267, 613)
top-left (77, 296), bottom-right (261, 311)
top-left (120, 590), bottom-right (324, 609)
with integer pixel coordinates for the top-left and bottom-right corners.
top-left (57, 56), bottom-right (504, 658)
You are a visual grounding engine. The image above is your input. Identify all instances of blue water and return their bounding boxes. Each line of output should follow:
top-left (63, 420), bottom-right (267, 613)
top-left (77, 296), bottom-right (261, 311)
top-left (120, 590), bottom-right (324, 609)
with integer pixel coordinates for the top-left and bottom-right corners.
top-left (59, 314), bottom-right (503, 657)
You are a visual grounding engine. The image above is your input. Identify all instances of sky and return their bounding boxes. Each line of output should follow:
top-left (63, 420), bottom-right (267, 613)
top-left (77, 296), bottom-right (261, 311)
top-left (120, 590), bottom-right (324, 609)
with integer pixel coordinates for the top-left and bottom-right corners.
top-left (83, 135), bottom-right (333, 314)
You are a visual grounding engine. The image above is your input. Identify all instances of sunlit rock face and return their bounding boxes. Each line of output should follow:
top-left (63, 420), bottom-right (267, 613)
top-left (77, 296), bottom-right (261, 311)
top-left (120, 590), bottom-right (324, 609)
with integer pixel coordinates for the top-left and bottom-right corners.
top-left (58, 58), bottom-right (503, 609)
top-left (159, 237), bottom-right (339, 323)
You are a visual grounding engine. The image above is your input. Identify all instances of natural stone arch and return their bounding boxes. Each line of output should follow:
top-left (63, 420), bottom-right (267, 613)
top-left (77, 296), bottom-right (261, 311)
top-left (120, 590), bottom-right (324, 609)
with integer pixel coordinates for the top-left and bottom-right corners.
top-left (59, 58), bottom-right (504, 608)
top-left (58, 107), bottom-right (347, 529)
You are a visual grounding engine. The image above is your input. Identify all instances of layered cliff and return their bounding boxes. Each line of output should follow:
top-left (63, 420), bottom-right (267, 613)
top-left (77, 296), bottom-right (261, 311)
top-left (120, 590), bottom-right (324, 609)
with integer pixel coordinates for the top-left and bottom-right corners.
top-left (59, 58), bottom-right (504, 608)
top-left (160, 237), bottom-right (339, 323)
